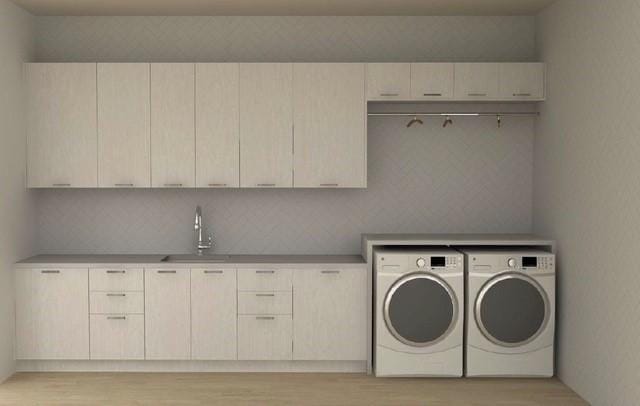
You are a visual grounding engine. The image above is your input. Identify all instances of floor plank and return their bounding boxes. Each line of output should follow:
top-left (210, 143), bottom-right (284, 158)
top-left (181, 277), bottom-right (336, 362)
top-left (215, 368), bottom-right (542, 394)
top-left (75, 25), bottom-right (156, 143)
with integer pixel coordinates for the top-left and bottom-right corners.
top-left (0, 373), bottom-right (587, 406)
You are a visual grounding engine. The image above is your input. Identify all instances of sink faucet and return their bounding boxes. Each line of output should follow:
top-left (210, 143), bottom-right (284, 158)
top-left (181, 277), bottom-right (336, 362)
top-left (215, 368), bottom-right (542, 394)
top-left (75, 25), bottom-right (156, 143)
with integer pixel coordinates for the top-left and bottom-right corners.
top-left (194, 206), bottom-right (213, 255)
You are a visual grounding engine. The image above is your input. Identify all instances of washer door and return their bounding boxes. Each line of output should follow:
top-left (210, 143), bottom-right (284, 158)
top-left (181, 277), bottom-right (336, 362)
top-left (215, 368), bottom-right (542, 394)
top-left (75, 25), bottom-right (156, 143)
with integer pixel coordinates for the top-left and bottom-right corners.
top-left (475, 273), bottom-right (550, 348)
top-left (384, 273), bottom-right (458, 347)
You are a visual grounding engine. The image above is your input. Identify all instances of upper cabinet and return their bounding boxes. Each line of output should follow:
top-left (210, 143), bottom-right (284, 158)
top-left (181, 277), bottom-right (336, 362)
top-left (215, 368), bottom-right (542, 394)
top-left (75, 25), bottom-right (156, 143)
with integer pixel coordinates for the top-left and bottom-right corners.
top-left (97, 63), bottom-right (151, 188)
top-left (150, 63), bottom-right (195, 188)
top-left (293, 63), bottom-right (366, 188)
top-left (195, 63), bottom-right (240, 188)
top-left (454, 63), bottom-right (500, 100)
top-left (499, 63), bottom-right (546, 100)
top-left (410, 63), bottom-right (454, 100)
top-left (26, 63), bottom-right (97, 188)
top-left (366, 63), bottom-right (411, 101)
top-left (239, 63), bottom-right (293, 188)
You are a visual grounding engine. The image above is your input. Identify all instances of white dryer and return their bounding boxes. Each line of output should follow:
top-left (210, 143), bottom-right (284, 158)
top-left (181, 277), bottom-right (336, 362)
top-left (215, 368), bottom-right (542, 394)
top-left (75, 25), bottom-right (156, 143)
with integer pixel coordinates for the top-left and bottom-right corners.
top-left (461, 248), bottom-right (555, 377)
top-left (374, 248), bottom-right (464, 377)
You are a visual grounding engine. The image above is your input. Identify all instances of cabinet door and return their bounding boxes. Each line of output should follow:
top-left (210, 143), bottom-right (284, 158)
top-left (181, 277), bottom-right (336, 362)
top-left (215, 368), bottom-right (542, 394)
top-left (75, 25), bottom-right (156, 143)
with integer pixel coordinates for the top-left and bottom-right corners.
top-left (98, 63), bottom-right (151, 188)
top-left (26, 63), bottom-right (97, 188)
top-left (293, 63), bottom-right (366, 188)
top-left (293, 269), bottom-right (367, 361)
top-left (191, 269), bottom-right (237, 360)
top-left (150, 63), bottom-right (195, 188)
top-left (145, 269), bottom-right (191, 360)
top-left (411, 63), bottom-right (454, 100)
top-left (499, 63), bottom-right (545, 100)
top-left (238, 315), bottom-right (293, 360)
top-left (239, 63), bottom-right (293, 188)
top-left (454, 63), bottom-right (500, 100)
top-left (366, 63), bottom-right (410, 100)
top-left (195, 64), bottom-right (240, 188)
top-left (15, 268), bottom-right (89, 359)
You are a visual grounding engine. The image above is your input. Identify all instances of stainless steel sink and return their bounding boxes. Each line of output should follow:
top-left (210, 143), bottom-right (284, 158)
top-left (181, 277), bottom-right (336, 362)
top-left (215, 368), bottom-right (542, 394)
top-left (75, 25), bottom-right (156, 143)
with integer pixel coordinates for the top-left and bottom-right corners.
top-left (161, 254), bottom-right (230, 263)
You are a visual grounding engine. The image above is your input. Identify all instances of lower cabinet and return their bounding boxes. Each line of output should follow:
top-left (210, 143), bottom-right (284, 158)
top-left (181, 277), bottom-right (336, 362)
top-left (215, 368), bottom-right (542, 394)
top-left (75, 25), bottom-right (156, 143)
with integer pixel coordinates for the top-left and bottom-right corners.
top-left (145, 269), bottom-right (191, 360)
top-left (191, 269), bottom-right (238, 360)
top-left (293, 269), bottom-right (367, 361)
top-left (238, 315), bottom-right (293, 361)
top-left (15, 268), bottom-right (89, 360)
top-left (90, 314), bottom-right (145, 360)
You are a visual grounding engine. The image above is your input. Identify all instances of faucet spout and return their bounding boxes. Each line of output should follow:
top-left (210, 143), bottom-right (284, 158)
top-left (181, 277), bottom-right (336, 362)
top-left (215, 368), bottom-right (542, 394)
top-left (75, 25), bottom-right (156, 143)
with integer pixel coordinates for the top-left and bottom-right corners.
top-left (194, 205), bottom-right (213, 255)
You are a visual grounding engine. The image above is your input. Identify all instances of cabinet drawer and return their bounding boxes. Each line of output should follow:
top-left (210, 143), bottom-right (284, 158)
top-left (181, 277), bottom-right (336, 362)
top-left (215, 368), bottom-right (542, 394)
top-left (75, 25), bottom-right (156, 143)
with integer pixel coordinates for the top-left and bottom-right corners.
top-left (90, 268), bottom-right (143, 291)
top-left (238, 269), bottom-right (292, 291)
top-left (90, 291), bottom-right (144, 314)
top-left (238, 315), bottom-right (292, 360)
top-left (90, 314), bottom-right (144, 360)
top-left (238, 291), bottom-right (292, 315)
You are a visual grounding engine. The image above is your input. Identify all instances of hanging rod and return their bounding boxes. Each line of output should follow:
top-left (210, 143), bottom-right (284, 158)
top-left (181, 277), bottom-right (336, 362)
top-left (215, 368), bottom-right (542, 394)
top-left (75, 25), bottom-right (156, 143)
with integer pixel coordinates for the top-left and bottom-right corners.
top-left (367, 112), bottom-right (540, 117)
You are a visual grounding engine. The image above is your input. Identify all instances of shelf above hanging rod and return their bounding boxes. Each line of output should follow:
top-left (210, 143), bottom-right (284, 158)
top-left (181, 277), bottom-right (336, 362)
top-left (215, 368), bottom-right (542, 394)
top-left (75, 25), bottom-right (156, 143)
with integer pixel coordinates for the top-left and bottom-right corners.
top-left (367, 112), bottom-right (540, 117)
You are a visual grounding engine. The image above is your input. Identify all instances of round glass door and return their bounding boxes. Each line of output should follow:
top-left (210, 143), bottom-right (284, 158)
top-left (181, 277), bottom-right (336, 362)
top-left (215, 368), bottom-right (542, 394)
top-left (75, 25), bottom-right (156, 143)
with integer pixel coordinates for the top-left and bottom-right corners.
top-left (475, 273), bottom-right (549, 347)
top-left (384, 273), bottom-right (458, 347)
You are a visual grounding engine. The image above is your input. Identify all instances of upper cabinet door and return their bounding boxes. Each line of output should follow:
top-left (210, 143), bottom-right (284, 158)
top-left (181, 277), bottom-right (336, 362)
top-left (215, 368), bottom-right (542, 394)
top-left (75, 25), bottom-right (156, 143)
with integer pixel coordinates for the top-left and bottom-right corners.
top-left (26, 63), bottom-right (97, 188)
top-left (499, 63), bottom-right (545, 100)
top-left (454, 63), bottom-right (500, 100)
top-left (195, 64), bottom-right (240, 188)
top-left (410, 63), bottom-right (454, 100)
top-left (293, 63), bottom-right (366, 188)
top-left (366, 63), bottom-right (411, 100)
top-left (150, 63), bottom-right (195, 188)
top-left (239, 63), bottom-right (293, 188)
top-left (97, 63), bottom-right (151, 188)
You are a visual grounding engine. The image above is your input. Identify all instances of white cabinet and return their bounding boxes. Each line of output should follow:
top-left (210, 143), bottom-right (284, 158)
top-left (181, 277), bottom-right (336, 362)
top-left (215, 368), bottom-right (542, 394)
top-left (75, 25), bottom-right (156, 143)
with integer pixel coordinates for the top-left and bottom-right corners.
top-left (90, 314), bottom-right (145, 360)
top-left (145, 269), bottom-right (191, 360)
top-left (293, 269), bottom-right (367, 361)
top-left (454, 63), bottom-right (500, 100)
top-left (410, 63), bottom-right (454, 100)
top-left (499, 63), bottom-right (546, 100)
top-left (366, 63), bottom-right (411, 100)
top-left (239, 63), bottom-right (293, 188)
top-left (15, 268), bottom-right (89, 360)
top-left (195, 64), bottom-right (240, 188)
top-left (150, 63), bottom-right (195, 188)
top-left (97, 63), bottom-right (151, 188)
top-left (238, 315), bottom-right (293, 360)
top-left (293, 63), bottom-right (366, 188)
top-left (191, 269), bottom-right (237, 360)
top-left (26, 63), bottom-right (97, 188)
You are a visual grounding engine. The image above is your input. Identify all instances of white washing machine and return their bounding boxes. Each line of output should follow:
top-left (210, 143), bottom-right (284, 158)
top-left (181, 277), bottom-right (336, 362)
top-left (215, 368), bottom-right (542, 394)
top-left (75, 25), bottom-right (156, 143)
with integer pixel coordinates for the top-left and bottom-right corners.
top-left (374, 248), bottom-right (464, 377)
top-left (460, 248), bottom-right (555, 377)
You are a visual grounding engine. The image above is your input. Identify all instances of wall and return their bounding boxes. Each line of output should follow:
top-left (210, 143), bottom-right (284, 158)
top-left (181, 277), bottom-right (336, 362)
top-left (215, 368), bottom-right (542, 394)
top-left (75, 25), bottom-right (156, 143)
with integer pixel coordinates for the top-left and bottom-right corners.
top-left (0, 0), bottom-right (34, 382)
top-left (33, 16), bottom-right (537, 255)
top-left (535, 1), bottom-right (640, 405)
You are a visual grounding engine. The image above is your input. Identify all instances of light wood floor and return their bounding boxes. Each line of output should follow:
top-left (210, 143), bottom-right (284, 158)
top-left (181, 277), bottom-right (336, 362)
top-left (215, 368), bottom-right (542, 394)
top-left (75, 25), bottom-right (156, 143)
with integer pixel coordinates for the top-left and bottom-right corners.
top-left (0, 373), bottom-right (587, 406)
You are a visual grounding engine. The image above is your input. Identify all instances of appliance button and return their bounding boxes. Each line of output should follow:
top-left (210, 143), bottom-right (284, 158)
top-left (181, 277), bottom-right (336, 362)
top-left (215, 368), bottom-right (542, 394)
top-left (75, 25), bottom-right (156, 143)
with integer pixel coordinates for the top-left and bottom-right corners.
top-left (416, 258), bottom-right (426, 268)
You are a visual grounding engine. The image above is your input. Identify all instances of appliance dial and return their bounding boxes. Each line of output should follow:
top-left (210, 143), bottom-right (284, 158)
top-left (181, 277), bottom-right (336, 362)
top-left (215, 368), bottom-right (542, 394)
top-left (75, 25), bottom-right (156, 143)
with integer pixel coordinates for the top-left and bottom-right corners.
top-left (507, 258), bottom-right (517, 268)
top-left (416, 258), bottom-right (426, 268)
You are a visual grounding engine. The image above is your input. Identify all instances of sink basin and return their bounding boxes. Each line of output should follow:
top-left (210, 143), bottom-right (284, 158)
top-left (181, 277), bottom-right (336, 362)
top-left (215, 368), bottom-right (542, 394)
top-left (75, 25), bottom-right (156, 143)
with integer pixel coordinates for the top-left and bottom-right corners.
top-left (162, 254), bottom-right (230, 263)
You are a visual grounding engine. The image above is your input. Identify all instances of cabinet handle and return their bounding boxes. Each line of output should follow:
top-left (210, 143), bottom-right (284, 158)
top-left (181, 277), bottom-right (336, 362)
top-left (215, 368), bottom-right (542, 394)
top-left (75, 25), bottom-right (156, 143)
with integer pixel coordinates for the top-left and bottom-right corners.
top-left (423, 93), bottom-right (442, 97)
top-left (513, 93), bottom-right (532, 97)
top-left (157, 270), bottom-right (177, 274)
top-left (468, 93), bottom-right (487, 97)
top-left (164, 183), bottom-right (183, 187)
top-left (52, 183), bottom-right (71, 187)
top-left (115, 183), bottom-right (134, 187)
top-left (106, 293), bottom-right (126, 297)
top-left (41, 270), bottom-right (60, 274)
top-left (319, 183), bottom-right (339, 187)
top-left (257, 183), bottom-right (276, 187)
top-left (107, 316), bottom-right (127, 320)
top-left (255, 293), bottom-right (275, 297)
top-left (106, 270), bottom-right (126, 274)
top-left (208, 183), bottom-right (228, 187)
top-left (204, 270), bottom-right (223, 274)
top-left (255, 270), bottom-right (275, 274)
top-left (256, 316), bottom-right (275, 320)
top-left (321, 270), bottom-right (341, 274)
top-left (380, 93), bottom-right (399, 97)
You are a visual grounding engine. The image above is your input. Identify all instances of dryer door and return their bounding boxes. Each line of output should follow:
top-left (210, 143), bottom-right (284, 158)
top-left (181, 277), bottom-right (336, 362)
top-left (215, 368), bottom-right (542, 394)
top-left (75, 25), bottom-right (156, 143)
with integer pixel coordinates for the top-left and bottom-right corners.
top-left (383, 273), bottom-right (458, 347)
top-left (475, 273), bottom-right (550, 348)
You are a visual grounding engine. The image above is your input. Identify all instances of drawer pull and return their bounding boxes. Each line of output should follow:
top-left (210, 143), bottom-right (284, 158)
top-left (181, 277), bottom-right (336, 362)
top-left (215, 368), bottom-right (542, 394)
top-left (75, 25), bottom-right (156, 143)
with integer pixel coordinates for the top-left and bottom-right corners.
top-left (41, 270), bottom-right (60, 274)
top-left (204, 270), bottom-right (223, 274)
top-left (380, 93), bottom-right (399, 97)
top-left (320, 183), bottom-right (339, 187)
top-left (256, 316), bottom-right (275, 320)
top-left (208, 183), bottom-right (227, 187)
top-left (423, 93), bottom-right (442, 97)
top-left (164, 183), bottom-right (183, 187)
top-left (106, 293), bottom-right (127, 297)
top-left (468, 93), bottom-right (487, 97)
top-left (106, 270), bottom-right (126, 274)
top-left (157, 270), bottom-right (177, 274)
top-left (321, 270), bottom-right (341, 274)
top-left (115, 183), bottom-right (134, 187)
top-left (52, 183), bottom-right (71, 187)
top-left (513, 93), bottom-right (532, 97)
top-left (107, 316), bottom-right (127, 320)
top-left (257, 183), bottom-right (276, 187)
top-left (256, 293), bottom-right (275, 297)
top-left (255, 270), bottom-right (275, 274)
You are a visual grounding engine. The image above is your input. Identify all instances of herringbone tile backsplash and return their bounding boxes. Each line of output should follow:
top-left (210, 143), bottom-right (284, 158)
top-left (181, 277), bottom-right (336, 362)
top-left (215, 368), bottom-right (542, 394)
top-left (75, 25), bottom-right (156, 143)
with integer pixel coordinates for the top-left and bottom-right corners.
top-left (33, 16), bottom-right (535, 255)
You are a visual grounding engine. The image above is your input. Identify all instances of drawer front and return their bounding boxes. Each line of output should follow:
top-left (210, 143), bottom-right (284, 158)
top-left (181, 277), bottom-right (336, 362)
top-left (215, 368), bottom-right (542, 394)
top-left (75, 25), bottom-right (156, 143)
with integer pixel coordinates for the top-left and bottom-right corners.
top-left (90, 291), bottom-right (144, 314)
top-left (238, 291), bottom-right (292, 315)
top-left (238, 269), bottom-right (292, 291)
top-left (238, 315), bottom-right (292, 360)
top-left (90, 268), bottom-right (143, 291)
top-left (90, 314), bottom-right (144, 360)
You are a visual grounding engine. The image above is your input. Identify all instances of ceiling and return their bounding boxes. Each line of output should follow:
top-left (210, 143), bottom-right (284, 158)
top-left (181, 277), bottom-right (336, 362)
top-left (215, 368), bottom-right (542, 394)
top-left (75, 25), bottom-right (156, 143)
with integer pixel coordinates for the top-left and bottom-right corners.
top-left (11, 0), bottom-right (557, 17)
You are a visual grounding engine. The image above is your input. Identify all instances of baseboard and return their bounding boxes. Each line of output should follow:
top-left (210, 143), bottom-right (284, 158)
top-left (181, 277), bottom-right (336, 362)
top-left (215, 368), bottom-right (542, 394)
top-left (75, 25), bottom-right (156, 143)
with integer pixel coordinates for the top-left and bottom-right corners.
top-left (16, 360), bottom-right (367, 373)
